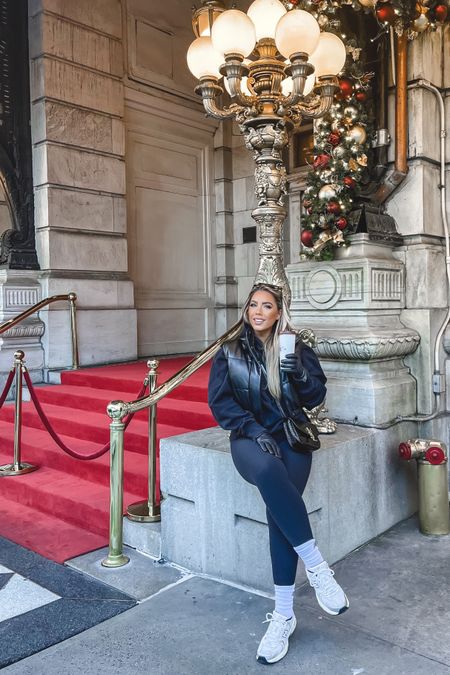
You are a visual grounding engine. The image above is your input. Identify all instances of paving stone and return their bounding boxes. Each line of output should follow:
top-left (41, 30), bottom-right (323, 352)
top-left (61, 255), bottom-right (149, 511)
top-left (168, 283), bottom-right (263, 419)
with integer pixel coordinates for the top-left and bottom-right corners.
top-left (67, 546), bottom-right (185, 601)
top-left (3, 576), bottom-right (450, 675)
top-left (297, 517), bottom-right (450, 666)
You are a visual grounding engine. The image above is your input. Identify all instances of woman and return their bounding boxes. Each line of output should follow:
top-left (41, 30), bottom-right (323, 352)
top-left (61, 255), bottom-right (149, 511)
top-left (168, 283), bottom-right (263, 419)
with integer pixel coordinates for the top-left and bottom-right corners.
top-left (208, 284), bottom-right (349, 665)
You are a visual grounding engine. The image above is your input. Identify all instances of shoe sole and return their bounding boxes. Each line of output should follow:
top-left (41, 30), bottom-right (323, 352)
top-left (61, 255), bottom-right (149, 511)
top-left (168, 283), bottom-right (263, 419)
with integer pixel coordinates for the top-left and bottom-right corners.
top-left (316, 593), bottom-right (349, 616)
top-left (256, 616), bottom-right (297, 665)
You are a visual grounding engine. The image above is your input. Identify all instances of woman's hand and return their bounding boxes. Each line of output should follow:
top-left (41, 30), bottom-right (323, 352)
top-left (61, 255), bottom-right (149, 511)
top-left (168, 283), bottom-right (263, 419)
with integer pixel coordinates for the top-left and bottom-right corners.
top-left (256, 433), bottom-right (282, 458)
top-left (280, 353), bottom-right (307, 381)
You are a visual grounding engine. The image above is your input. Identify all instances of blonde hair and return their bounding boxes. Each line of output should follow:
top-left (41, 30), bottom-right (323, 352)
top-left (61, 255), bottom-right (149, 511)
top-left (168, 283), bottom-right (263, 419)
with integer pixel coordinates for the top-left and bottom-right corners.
top-left (241, 284), bottom-right (294, 400)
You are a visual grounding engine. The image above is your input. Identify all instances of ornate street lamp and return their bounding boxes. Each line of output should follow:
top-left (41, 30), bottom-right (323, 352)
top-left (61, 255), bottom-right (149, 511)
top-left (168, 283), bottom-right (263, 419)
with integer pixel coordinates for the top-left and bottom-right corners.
top-left (187, 0), bottom-right (346, 303)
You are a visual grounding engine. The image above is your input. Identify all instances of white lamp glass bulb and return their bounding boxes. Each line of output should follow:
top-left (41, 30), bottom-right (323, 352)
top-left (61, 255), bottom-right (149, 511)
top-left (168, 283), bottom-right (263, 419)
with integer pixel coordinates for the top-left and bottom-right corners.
top-left (211, 9), bottom-right (256, 58)
top-left (224, 75), bottom-right (251, 97)
top-left (187, 37), bottom-right (224, 79)
top-left (247, 0), bottom-right (287, 41)
top-left (275, 9), bottom-right (320, 58)
top-left (281, 72), bottom-right (315, 96)
top-left (309, 32), bottom-right (346, 77)
top-left (281, 76), bottom-right (293, 96)
top-left (303, 72), bottom-right (315, 96)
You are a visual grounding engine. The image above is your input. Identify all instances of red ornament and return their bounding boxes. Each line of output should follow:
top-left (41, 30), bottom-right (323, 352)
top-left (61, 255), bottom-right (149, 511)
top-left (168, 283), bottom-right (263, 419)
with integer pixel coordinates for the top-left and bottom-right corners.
top-left (376, 3), bottom-right (396, 24)
top-left (355, 90), bottom-right (367, 102)
top-left (328, 132), bottom-right (341, 146)
top-left (307, 207), bottom-right (313, 215)
top-left (327, 201), bottom-right (341, 215)
top-left (338, 77), bottom-right (353, 99)
top-left (435, 4), bottom-right (448, 22)
top-left (343, 176), bottom-right (356, 189)
top-left (313, 154), bottom-right (330, 170)
top-left (301, 230), bottom-right (314, 247)
top-left (336, 217), bottom-right (348, 230)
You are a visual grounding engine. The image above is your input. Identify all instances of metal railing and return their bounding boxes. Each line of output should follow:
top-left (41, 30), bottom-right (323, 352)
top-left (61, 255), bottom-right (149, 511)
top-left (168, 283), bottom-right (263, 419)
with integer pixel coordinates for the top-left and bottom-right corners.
top-left (101, 320), bottom-right (242, 568)
top-left (0, 293), bottom-right (79, 476)
top-left (0, 292), bottom-right (79, 370)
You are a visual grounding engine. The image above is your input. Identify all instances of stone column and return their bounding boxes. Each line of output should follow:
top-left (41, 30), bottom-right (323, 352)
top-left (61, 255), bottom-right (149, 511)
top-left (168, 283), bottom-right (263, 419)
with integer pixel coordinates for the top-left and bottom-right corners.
top-left (214, 120), bottom-right (238, 335)
top-left (28, 0), bottom-right (137, 370)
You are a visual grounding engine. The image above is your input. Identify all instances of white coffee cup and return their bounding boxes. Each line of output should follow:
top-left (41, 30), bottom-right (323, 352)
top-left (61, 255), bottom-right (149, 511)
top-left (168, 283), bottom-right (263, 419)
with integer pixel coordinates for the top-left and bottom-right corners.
top-left (279, 331), bottom-right (296, 361)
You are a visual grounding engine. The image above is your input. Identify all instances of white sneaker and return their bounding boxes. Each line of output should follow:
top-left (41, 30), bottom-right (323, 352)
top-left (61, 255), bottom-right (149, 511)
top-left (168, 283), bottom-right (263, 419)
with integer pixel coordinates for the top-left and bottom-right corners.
top-left (306, 561), bottom-right (349, 616)
top-left (256, 611), bottom-right (297, 665)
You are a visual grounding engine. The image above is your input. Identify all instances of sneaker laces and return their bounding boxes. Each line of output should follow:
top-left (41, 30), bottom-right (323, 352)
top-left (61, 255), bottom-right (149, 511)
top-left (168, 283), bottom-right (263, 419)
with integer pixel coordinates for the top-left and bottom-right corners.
top-left (309, 567), bottom-right (337, 597)
top-left (261, 613), bottom-right (291, 646)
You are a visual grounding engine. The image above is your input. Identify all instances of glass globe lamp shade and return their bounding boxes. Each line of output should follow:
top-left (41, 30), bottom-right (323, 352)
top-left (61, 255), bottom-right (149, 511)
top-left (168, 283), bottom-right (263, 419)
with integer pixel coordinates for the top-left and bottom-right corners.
top-left (192, 1), bottom-right (225, 38)
top-left (247, 0), bottom-right (287, 41)
top-left (281, 72), bottom-right (315, 96)
top-left (309, 32), bottom-right (346, 78)
top-left (223, 76), bottom-right (252, 97)
top-left (187, 37), bottom-right (224, 79)
top-left (275, 9), bottom-right (320, 59)
top-left (211, 9), bottom-right (256, 58)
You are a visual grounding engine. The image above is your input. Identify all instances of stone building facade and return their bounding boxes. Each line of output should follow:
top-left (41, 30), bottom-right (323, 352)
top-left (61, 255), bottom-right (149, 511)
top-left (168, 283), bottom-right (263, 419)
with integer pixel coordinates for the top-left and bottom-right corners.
top-left (0, 1), bottom-right (447, 445)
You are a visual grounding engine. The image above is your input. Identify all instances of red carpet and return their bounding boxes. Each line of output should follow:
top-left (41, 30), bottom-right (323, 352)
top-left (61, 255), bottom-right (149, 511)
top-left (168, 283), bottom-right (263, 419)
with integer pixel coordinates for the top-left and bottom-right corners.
top-left (0, 357), bottom-right (214, 562)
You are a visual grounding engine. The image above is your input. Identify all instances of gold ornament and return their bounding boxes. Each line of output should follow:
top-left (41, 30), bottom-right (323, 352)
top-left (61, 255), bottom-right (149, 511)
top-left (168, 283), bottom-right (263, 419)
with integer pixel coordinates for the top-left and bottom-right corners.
top-left (318, 184), bottom-right (337, 200)
top-left (311, 230), bottom-right (333, 254)
top-left (357, 154), bottom-right (368, 166)
top-left (358, 0), bottom-right (376, 6)
top-left (349, 158), bottom-right (359, 171)
top-left (346, 125), bottom-right (367, 144)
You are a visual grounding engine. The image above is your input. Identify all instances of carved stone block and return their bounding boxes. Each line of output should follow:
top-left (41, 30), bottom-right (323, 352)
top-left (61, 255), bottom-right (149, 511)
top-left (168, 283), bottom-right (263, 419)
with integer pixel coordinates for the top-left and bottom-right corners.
top-left (29, 0), bottom-right (123, 39)
top-left (34, 187), bottom-right (126, 234)
top-left (36, 230), bottom-right (128, 273)
top-left (34, 145), bottom-right (126, 195)
top-left (31, 57), bottom-right (124, 117)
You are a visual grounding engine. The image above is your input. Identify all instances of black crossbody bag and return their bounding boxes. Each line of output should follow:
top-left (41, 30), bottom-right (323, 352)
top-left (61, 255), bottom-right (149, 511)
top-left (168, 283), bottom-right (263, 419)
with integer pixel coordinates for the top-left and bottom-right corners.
top-left (252, 350), bottom-right (321, 454)
top-left (282, 416), bottom-right (321, 453)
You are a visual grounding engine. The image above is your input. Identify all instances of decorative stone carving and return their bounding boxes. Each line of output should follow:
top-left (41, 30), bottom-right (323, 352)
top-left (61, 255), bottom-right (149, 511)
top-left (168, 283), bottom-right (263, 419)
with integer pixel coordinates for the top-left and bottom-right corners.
top-left (316, 333), bottom-right (420, 361)
top-left (287, 235), bottom-right (421, 425)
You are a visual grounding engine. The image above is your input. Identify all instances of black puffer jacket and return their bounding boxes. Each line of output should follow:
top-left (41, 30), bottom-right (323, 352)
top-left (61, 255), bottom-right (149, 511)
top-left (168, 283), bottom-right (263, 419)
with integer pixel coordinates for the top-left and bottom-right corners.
top-left (208, 324), bottom-right (327, 441)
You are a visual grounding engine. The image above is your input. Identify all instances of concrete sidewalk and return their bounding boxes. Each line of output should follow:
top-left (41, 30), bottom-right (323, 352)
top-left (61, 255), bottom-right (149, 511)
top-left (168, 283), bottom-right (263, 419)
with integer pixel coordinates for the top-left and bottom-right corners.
top-left (3, 516), bottom-right (450, 675)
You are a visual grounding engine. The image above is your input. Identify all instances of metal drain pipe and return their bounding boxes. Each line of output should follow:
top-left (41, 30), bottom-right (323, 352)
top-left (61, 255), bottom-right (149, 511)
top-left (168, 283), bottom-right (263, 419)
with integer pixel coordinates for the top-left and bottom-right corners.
top-left (399, 79), bottom-right (450, 422)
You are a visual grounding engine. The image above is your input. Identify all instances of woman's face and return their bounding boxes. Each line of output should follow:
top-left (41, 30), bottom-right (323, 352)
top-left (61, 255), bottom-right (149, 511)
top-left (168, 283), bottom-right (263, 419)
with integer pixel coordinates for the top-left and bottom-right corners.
top-left (247, 290), bottom-right (281, 342)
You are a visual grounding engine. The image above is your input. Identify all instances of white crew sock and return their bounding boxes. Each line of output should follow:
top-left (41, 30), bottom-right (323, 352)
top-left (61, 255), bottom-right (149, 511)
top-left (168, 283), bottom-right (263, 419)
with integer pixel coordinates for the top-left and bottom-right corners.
top-left (294, 538), bottom-right (324, 570)
top-left (274, 584), bottom-right (295, 619)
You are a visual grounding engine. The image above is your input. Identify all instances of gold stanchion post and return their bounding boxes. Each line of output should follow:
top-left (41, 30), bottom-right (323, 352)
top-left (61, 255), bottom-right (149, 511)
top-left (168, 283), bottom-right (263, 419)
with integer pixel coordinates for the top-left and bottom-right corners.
top-left (0, 351), bottom-right (38, 476)
top-left (102, 401), bottom-right (130, 567)
top-left (68, 292), bottom-right (79, 370)
top-left (127, 359), bottom-right (161, 522)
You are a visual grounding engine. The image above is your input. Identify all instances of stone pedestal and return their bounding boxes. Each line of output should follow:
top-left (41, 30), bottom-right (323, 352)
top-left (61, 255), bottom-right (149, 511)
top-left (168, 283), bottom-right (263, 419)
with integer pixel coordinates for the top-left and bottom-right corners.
top-left (287, 235), bottom-right (420, 425)
top-left (0, 270), bottom-right (45, 387)
top-left (145, 424), bottom-right (418, 593)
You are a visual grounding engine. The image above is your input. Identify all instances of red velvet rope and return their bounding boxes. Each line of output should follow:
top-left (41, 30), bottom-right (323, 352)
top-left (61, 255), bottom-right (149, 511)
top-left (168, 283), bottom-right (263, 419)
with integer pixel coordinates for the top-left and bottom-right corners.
top-left (0, 369), bottom-right (15, 410)
top-left (23, 369), bottom-right (148, 460)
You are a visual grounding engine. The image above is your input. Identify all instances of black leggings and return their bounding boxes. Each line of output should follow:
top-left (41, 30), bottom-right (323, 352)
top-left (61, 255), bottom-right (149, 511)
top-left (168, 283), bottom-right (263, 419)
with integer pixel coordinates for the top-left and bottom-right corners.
top-left (230, 434), bottom-right (313, 586)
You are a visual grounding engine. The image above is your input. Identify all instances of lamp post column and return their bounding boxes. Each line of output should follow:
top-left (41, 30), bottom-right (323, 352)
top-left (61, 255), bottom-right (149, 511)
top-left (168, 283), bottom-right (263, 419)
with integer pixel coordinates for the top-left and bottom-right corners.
top-left (241, 117), bottom-right (291, 304)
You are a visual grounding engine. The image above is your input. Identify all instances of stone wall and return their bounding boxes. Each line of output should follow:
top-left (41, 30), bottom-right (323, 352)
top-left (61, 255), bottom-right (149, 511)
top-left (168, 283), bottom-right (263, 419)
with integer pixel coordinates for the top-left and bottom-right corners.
top-left (388, 26), bottom-right (450, 432)
top-left (28, 0), bottom-right (137, 369)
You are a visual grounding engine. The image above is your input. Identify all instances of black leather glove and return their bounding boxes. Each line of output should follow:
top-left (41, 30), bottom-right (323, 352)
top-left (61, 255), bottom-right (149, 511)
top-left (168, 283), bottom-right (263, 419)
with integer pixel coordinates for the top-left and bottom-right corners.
top-left (256, 433), bottom-right (282, 458)
top-left (280, 352), bottom-right (307, 381)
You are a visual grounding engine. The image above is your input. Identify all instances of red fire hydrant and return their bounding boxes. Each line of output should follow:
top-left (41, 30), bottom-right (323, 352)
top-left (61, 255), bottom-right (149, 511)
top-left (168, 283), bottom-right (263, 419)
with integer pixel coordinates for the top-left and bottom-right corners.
top-left (398, 439), bottom-right (450, 535)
